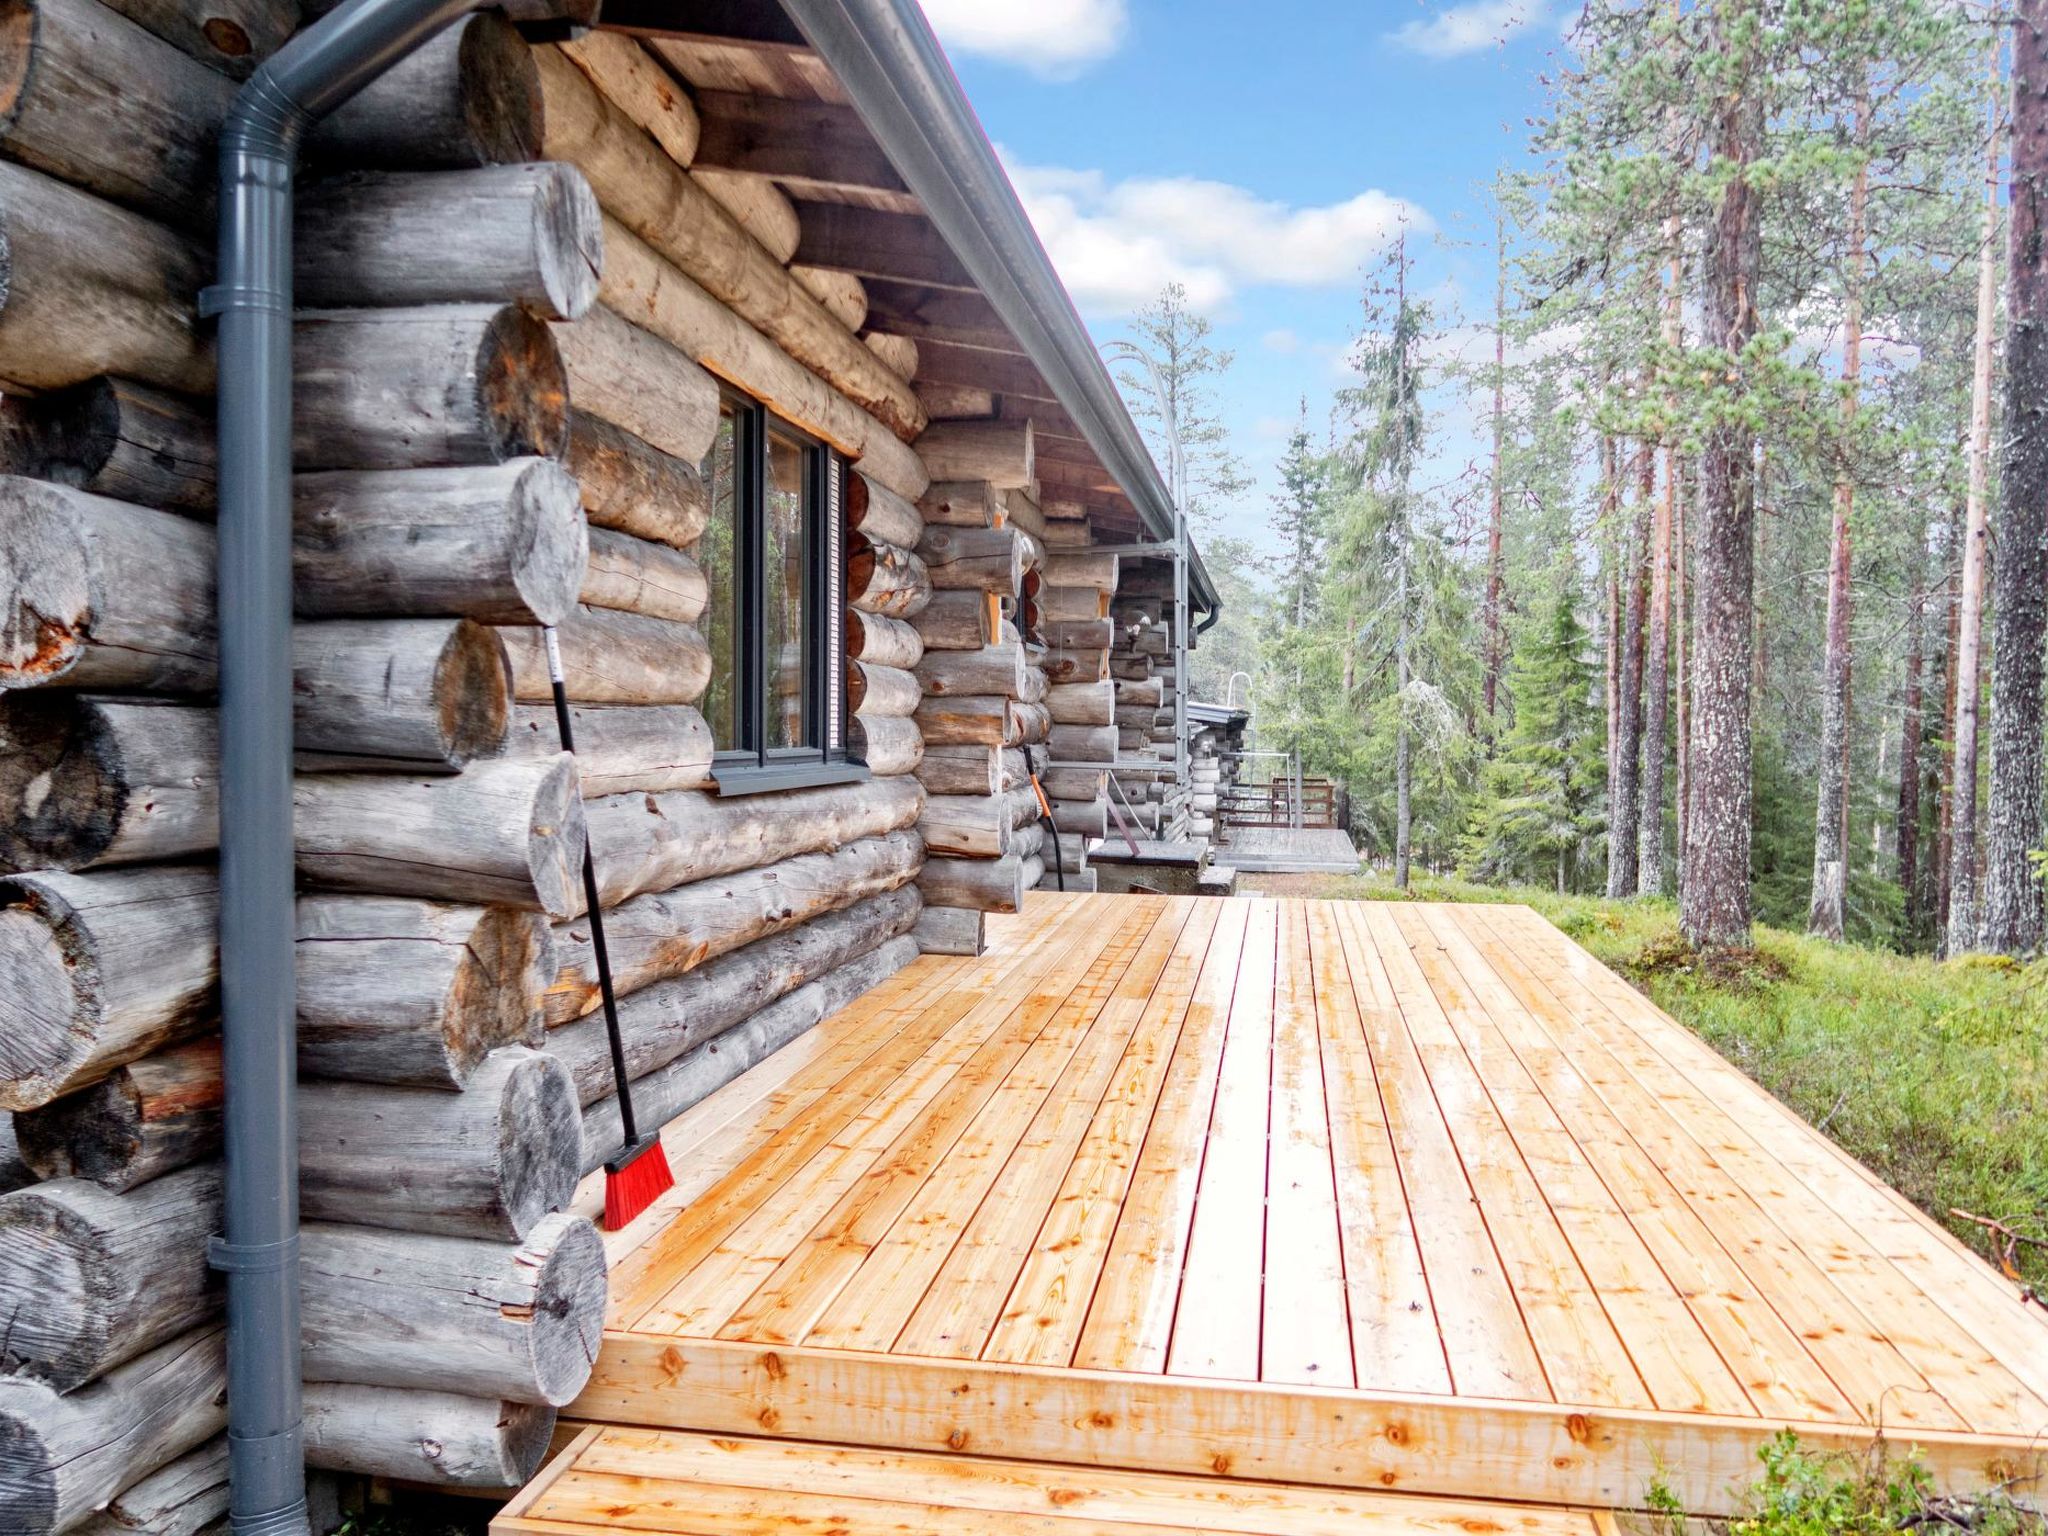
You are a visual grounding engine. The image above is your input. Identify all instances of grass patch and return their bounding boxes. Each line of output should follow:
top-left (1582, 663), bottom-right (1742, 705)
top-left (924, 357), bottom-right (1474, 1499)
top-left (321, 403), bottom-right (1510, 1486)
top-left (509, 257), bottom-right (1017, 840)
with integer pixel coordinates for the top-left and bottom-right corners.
top-left (1247, 871), bottom-right (2048, 1294)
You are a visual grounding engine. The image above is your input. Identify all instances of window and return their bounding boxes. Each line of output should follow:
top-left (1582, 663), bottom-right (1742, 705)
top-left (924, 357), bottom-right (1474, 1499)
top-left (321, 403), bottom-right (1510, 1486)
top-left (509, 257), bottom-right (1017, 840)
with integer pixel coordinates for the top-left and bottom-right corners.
top-left (698, 396), bottom-right (859, 795)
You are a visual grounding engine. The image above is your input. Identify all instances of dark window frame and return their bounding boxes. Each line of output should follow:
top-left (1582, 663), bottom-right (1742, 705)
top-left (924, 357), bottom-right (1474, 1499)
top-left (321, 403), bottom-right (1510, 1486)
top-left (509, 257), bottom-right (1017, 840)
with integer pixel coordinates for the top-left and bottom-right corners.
top-left (707, 395), bottom-right (865, 797)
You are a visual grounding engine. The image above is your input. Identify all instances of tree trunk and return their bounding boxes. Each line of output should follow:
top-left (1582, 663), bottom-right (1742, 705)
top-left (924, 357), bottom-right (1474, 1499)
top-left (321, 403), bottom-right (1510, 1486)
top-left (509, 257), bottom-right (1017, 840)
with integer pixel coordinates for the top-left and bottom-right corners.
top-left (1640, 224), bottom-right (1684, 897)
top-left (298, 1046), bottom-right (579, 1240)
top-left (1608, 452), bottom-right (1648, 899)
top-left (1682, 10), bottom-right (1763, 951)
top-left (1898, 578), bottom-right (1926, 945)
top-left (564, 409), bottom-right (709, 553)
top-left (1483, 212), bottom-right (1507, 720)
top-left (298, 163), bottom-right (601, 320)
top-left (1808, 92), bottom-right (1870, 942)
top-left (299, 1214), bottom-right (604, 1407)
top-left (12, 1037), bottom-right (221, 1192)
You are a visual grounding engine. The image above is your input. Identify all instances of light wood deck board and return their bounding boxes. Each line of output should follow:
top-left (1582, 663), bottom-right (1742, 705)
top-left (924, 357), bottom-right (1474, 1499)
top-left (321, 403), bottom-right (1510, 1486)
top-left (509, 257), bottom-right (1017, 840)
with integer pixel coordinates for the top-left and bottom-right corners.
top-left (561, 893), bottom-right (2048, 1520)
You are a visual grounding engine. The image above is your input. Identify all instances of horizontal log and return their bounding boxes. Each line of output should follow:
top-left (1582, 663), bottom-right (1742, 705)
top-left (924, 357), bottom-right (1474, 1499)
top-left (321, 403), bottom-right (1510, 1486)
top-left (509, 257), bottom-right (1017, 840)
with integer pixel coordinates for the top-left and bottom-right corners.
top-left (918, 853), bottom-right (1028, 915)
top-left (0, 1326), bottom-right (225, 1535)
top-left (1116, 703), bottom-right (1162, 730)
top-left (849, 713), bottom-right (922, 777)
top-left (295, 304), bottom-right (568, 469)
top-left (1003, 489), bottom-right (1048, 541)
top-left (847, 533), bottom-right (932, 619)
top-left (1012, 699), bottom-right (1051, 745)
top-left (300, 1045), bottom-right (578, 1240)
top-left (691, 167), bottom-right (797, 263)
top-left (0, 157), bottom-right (209, 397)
top-left (1037, 866), bottom-right (1097, 894)
top-left (12, 1037), bottom-right (220, 1192)
top-left (862, 329), bottom-right (917, 380)
top-left (546, 831), bottom-right (920, 1024)
top-left (1051, 799), bottom-right (1108, 839)
top-left (582, 774), bottom-right (923, 913)
top-left (0, 478), bottom-right (214, 690)
top-left (1012, 821), bottom-right (1047, 865)
top-left (849, 660), bottom-right (919, 719)
top-left (507, 702), bottom-right (711, 795)
top-left (918, 479), bottom-right (1003, 528)
top-left (913, 693), bottom-right (1013, 748)
top-left (293, 618), bottom-right (514, 773)
top-left (910, 588), bottom-right (993, 651)
top-left (565, 409), bottom-right (709, 551)
top-left (1042, 552), bottom-right (1119, 590)
top-left (100, 0), bottom-right (296, 77)
top-left (918, 794), bottom-right (1011, 858)
top-left (576, 931), bottom-right (920, 1173)
top-left (915, 420), bottom-right (1033, 489)
top-left (914, 743), bottom-right (999, 797)
top-left (845, 609), bottom-right (923, 671)
top-left (298, 163), bottom-right (601, 320)
top-left (1116, 677), bottom-right (1164, 707)
top-left (1050, 723), bottom-right (1118, 763)
top-left (554, 305), bottom-right (720, 464)
top-left (0, 376), bottom-right (214, 514)
top-left (555, 31), bottom-right (698, 167)
top-left (791, 264), bottom-right (866, 332)
top-left (499, 607), bottom-right (711, 707)
top-left (72, 1437), bottom-right (225, 1536)
top-left (309, 12), bottom-right (541, 168)
top-left (1043, 585), bottom-right (1109, 623)
top-left (918, 381), bottom-right (993, 420)
top-left (1040, 767), bottom-right (1107, 802)
top-left (1110, 654), bottom-right (1154, 682)
top-left (302, 1382), bottom-right (552, 1489)
top-left (913, 904), bottom-right (982, 956)
top-left (917, 524), bottom-right (1023, 596)
top-left (581, 527), bottom-right (707, 624)
top-left (294, 459), bottom-right (587, 626)
top-left (294, 755), bottom-right (587, 917)
top-left (298, 896), bottom-right (550, 1089)
top-left (1045, 618), bottom-right (1115, 651)
top-left (846, 470), bottom-right (921, 549)
top-left (0, 865), bottom-right (215, 1112)
top-left (533, 48), bottom-right (925, 442)
top-left (0, 1164), bottom-right (217, 1391)
top-left (0, 696), bottom-right (214, 872)
top-left (915, 642), bottom-right (1027, 700)
top-left (300, 1214), bottom-right (604, 1407)
top-left (552, 886), bottom-right (921, 1111)
top-left (1042, 518), bottom-right (1094, 548)
top-left (597, 215), bottom-right (927, 501)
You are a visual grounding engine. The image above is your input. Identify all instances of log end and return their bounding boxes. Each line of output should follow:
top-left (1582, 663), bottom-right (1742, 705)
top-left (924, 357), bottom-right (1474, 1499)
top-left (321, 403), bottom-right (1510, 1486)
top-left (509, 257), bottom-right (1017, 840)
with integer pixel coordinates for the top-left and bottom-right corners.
top-left (491, 1046), bottom-right (581, 1239)
top-left (0, 891), bottom-right (91, 1113)
top-left (478, 308), bottom-right (570, 464)
top-left (507, 458), bottom-right (590, 628)
top-left (0, 1381), bottom-right (59, 1534)
top-left (435, 619), bottom-right (515, 768)
top-left (0, 483), bottom-right (92, 688)
top-left (532, 163), bottom-right (603, 323)
top-left (445, 906), bottom-right (551, 1076)
top-left (0, 693), bottom-right (124, 873)
top-left (460, 12), bottom-right (546, 167)
top-left (521, 1212), bottom-right (606, 1405)
top-left (0, 1184), bottom-right (110, 1390)
top-left (526, 753), bottom-right (588, 920)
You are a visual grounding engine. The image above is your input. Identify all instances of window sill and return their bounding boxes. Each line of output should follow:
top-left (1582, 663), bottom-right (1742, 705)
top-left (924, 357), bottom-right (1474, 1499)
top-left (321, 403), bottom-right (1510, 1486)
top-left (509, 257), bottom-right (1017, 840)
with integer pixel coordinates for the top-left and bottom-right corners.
top-left (708, 760), bottom-right (872, 797)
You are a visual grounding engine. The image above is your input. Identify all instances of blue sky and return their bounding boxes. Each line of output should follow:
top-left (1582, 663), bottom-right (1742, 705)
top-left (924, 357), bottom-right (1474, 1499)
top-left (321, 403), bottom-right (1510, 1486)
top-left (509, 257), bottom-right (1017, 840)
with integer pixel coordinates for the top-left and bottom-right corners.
top-left (919, 0), bottom-right (1568, 549)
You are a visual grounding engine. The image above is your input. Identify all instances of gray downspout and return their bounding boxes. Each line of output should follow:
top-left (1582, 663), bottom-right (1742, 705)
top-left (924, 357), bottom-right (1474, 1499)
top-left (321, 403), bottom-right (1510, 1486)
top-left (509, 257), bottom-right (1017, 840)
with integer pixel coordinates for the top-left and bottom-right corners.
top-left (207, 0), bottom-right (478, 1529)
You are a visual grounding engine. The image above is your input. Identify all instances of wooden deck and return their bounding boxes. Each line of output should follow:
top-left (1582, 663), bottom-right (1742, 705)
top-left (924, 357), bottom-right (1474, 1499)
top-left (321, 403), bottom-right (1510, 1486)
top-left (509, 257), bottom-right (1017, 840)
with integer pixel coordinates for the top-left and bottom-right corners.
top-left (1212, 825), bottom-right (1363, 873)
top-left (515, 893), bottom-right (2048, 1528)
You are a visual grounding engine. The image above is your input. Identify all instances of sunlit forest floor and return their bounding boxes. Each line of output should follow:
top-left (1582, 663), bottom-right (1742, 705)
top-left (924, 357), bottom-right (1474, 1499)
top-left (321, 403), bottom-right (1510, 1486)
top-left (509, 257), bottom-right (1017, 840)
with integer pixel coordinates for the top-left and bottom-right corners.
top-left (1247, 871), bottom-right (2048, 1298)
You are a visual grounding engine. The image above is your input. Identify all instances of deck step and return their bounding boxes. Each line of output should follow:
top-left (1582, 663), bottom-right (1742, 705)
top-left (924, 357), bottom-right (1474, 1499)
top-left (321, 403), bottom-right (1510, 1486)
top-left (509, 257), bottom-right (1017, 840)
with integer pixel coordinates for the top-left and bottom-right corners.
top-left (495, 1426), bottom-right (1616, 1536)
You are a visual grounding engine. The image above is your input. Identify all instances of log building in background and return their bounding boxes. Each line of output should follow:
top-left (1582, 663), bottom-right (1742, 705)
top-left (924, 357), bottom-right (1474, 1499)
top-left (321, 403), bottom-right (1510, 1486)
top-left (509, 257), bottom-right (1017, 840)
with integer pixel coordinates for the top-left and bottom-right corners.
top-left (0, 0), bottom-right (1217, 1528)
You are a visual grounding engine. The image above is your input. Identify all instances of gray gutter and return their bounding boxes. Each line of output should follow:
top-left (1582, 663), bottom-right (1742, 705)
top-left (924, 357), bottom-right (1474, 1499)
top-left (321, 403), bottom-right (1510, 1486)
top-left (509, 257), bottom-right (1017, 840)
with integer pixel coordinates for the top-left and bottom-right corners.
top-left (777, 0), bottom-right (1219, 616)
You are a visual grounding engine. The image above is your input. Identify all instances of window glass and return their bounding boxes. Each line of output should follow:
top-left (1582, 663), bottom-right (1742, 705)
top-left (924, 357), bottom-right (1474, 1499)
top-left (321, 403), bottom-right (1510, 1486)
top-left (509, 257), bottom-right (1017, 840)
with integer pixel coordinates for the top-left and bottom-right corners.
top-left (764, 429), bottom-right (810, 752)
top-left (699, 407), bottom-right (741, 752)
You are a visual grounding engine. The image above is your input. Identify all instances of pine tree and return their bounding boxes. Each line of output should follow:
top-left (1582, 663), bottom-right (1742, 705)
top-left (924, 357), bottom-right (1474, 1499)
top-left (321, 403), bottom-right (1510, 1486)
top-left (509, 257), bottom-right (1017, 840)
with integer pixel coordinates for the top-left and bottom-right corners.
top-left (1116, 282), bottom-right (1252, 535)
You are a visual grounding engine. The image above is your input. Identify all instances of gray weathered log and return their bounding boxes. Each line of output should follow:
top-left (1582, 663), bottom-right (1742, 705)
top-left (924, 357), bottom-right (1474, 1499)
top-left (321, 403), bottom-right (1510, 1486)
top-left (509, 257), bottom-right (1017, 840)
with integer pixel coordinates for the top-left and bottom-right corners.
top-left (1048, 681), bottom-right (1115, 727)
top-left (506, 702), bottom-right (711, 795)
top-left (914, 693), bottom-right (1013, 748)
top-left (848, 532), bottom-right (932, 619)
top-left (849, 713), bottom-right (922, 776)
top-left (917, 524), bottom-right (1023, 596)
top-left (1045, 648), bottom-right (1111, 687)
top-left (910, 588), bottom-right (992, 651)
top-left (549, 887), bottom-right (922, 1115)
top-left (847, 470), bottom-right (921, 549)
top-left (73, 1437), bottom-right (226, 1536)
top-left (1040, 767), bottom-right (1106, 802)
top-left (918, 479), bottom-right (1002, 528)
top-left (582, 774), bottom-right (922, 911)
top-left (919, 853), bottom-right (1030, 914)
top-left (294, 755), bottom-right (586, 917)
top-left (298, 163), bottom-right (600, 320)
top-left (0, 160), bottom-right (209, 397)
top-left (1044, 618), bottom-right (1114, 651)
top-left (499, 607), bottom-right (711, 706)
top-left (0, 479), bottom-right (214, 691)
top-left (0, 1164), bottom-right (218, 1391)
top-left (0, 0), bottom-right (231, 228)
top-left (12, 1037), bottom-right (220, 1192)
top-left (580, 527), bottom-right (706, 624)
top-left (0, 697), bottom-right (216, 872)
top-left (0, 1326), bottom-right (225, 1536)
top-left (0, 378), bottom-right (214, 515)
top-left (299, 1046), bottom-right (578, 1241)
top-left (914, 420), bottom-right (1032, 489)
top-left (577, 932), bottom-right (919, 1173)
top-left (1050, 723), bottom-right (1117, 763)
top-left (301, 1383), bottom-right (552, 1489)
top-left (0, 1117), bottom-right (29, 1192)
top-left (293, 460), bottom-right (587, 626)
top-left (294, 304), bottom-right (568, 470)
top-left (1043, 586), bottom-right (1108, 623)
top-left (309, 13), bottom-right (542, 168)
top-left (96, 0), bottom-right (294, 75)
top-left (1115, 676), bottom-right (1163, 707)
top-left (0, 866), bottom-right (215, 1112)
top-left (913, 904), bottom-right (983, 957)
top-left (849, 660), bottom-right (919, 719)
top-left (915, 743), bottom-right (999, 797)
top-left (554, 305), bottom-right (720, 464)
top-left (1051, 799), bottom-right (1107, 839)
top-left (546, 830), bottom-right (920, 1025)
top-left (1041, 552), bottom-right (1118, 591)
top-left (298, 897), bottom-right (549, 1089)
top-left (291, 618), bottom-right (513, 773)
top-left (915, 642), bottom-right (1027, 700)
top-left (564, 409), bottom-right (708, 551)
top-left (845, 609), bottom-right (923, 671)
top-left (299, 1214), bottom-right (603, 1407)
top-left (918, 794), bottom-right (1011, 859)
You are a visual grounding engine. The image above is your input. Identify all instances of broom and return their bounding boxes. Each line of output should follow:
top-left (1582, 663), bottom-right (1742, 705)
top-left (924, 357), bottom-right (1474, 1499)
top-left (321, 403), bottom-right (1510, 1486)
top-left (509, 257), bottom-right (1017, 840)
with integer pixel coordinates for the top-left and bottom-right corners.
top-left (542, 627), bottom-right (674, 1229)
top-left (1028, 746), bottom-right (1065, 892)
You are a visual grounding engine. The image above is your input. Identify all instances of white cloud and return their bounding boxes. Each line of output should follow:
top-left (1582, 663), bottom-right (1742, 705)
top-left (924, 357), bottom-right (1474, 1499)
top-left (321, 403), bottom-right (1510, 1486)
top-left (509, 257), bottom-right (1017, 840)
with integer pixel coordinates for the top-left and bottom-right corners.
top-left (1386, 0), bottom-right (1550, 58)
top-left (919, 0), bottom-right (1128, 78)
top-left (1003, 155), bottom-right (1433, 316)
